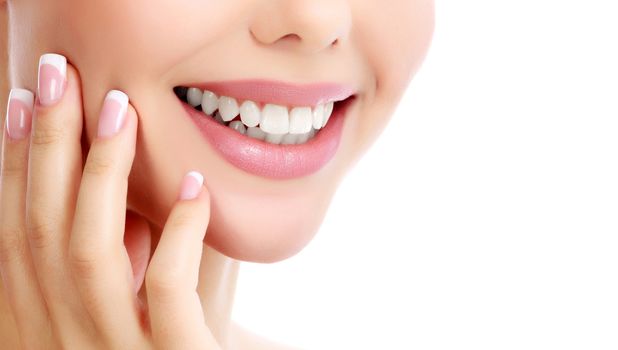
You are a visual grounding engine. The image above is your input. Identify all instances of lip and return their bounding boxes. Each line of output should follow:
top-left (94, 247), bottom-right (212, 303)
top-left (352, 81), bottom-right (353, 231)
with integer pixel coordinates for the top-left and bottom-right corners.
top-left (179, 88), bottom-right (355, 180)
top-left (184, 79), bottom-right (355, 106)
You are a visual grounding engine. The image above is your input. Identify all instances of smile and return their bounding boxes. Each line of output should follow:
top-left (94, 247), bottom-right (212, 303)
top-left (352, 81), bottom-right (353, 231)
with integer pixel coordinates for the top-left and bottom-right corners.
top-left (175, 80), bottom-right (356, 179)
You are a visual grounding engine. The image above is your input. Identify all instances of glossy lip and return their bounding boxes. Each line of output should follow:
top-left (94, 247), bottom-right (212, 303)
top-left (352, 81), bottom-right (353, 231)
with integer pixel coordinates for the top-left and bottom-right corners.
top-left (179, 88), bottom-right (356, 179)
top-left (184, 79), bottom-right (355, 106)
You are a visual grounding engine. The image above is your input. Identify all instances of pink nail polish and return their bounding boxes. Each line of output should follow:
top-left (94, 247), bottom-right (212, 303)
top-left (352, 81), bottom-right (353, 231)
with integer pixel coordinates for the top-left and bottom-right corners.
top-left (37, 54), bottom-right (67, 106)
top-left (5, 89), bottom-right (34, 140)
top-left (97, 90), bottom-right (129, 138)
top-left (179, 171), bottom-right (204, 200)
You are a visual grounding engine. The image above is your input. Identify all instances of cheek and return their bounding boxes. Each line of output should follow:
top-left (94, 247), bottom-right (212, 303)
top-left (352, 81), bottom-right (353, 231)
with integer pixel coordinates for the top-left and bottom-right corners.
top-left (351, 0), bottom-right (435, 155)
top-left (29, 0), bottom-right (434, 263)
top-left (57, 0), bottom-right (249, 142)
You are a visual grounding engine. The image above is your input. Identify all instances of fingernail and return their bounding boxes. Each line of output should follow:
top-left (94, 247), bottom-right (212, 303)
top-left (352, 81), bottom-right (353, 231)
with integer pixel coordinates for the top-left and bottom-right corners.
top-left (37, 53), bottom-right (67, 106)
top-left (97, 90), bottom-right (129, 138)
top-left (179, 171), bottom-right (204, 200)
top-left (5, 89), bottom-right (34, 140)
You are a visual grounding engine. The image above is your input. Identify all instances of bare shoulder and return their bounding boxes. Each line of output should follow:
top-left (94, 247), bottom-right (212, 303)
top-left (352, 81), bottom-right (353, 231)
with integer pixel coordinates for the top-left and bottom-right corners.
top-left (229, 322), bottom-right (303, 350)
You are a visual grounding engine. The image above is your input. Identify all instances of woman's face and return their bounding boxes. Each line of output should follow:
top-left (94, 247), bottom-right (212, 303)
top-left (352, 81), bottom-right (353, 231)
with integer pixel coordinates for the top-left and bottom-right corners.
top-left (8, 0), bottom-right (434, 262)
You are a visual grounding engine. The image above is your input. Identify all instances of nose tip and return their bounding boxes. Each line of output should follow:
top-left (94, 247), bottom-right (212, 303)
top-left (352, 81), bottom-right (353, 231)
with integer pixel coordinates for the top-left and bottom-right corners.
top-left (249, 0), bottom-right (351, 54)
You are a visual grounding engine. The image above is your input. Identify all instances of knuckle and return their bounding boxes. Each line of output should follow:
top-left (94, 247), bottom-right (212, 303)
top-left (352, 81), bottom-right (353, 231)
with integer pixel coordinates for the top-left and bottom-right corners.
top-left (30, 124), bottom-right (65, 147)
top-left (166, 210), bottom-right (195, 233)
top-left (68, 247), bottom-right (101, 279)
top-left (0, 226), bottom-right (28, 264)
top-left (1, 155), bottom-right (28, 179)
top-left (82, 153), bottom-right (117, 177)
top-left (25, 219), bottom-right (57, 250)
top-left (146, 267), bottom-right (184, 300)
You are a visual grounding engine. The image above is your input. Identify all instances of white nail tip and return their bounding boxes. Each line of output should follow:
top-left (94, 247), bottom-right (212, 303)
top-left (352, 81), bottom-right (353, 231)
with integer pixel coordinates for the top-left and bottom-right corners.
top-left (8, 89), bottom-right (35, 109)
top-left (186, 171), bottom-right (204, 187)
top-left (105, 90), bottom-right (129, 119)
top-left (39, 53), bottom-right (67, 77)
top-left (106, 90), bottom-right (129, 105)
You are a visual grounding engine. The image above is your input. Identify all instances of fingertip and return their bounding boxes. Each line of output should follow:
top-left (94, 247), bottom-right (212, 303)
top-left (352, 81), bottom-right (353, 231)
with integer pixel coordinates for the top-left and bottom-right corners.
top-left (179, 171), bottom-right (205, 201)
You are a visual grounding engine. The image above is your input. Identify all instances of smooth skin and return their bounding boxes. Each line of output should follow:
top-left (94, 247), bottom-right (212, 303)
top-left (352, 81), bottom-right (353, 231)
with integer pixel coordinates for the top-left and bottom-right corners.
top-left (1, 61), bottom-right (221, 348)
top-left (0, 0), bottom-right (435, 348)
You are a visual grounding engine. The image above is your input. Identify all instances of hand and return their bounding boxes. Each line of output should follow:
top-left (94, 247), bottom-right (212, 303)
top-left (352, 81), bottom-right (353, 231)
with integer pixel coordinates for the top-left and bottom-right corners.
top-left (0, 54), bottom-right (220, 349)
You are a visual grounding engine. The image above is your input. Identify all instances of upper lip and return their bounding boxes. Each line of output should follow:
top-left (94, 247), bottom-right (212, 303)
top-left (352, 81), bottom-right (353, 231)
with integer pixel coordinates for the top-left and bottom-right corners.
top-left (180, 79), bottom-right (356, 107)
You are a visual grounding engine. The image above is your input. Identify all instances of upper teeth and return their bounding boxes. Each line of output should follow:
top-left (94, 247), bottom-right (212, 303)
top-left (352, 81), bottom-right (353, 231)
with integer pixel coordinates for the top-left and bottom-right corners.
top-left (183, 87), bottom-right (336, 136)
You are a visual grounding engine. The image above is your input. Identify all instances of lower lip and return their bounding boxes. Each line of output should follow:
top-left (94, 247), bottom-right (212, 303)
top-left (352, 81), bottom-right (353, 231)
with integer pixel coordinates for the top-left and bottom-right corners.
top-left (181, 99), bottom-right (350, 179)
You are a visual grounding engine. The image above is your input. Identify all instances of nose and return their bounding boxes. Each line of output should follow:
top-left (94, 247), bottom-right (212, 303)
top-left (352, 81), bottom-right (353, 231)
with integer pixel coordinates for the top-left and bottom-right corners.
top-left (249, 0), bottom-right (352, 54)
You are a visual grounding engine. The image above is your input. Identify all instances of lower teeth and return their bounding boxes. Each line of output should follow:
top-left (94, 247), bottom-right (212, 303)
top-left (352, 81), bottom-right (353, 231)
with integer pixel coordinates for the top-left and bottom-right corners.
top-left (210, 110), bottom-right (320, 146)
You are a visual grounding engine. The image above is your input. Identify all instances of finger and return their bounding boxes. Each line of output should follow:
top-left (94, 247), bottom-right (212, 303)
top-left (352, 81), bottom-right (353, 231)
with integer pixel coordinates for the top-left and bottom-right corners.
top-left (0, 88), bottom-right (53, 349)
top-left (124, 210), bottom-right (152, 296)
top-left (147, 172), bottom-right (219, 350)
top-left (26, 54), bottom-right (95, 343)
top-left (69, 92), bottom-right (146, 348)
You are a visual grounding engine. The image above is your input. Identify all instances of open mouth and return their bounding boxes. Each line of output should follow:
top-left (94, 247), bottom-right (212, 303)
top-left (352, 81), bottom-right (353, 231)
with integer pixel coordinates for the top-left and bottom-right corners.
top-left (174, 80), bottom-right (356, 179)
top-left (173, 86), bottom-right (348, 145)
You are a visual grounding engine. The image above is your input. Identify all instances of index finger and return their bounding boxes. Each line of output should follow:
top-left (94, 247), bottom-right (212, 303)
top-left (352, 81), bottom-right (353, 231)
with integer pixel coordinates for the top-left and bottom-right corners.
top-left (146, 172), bottom-right (219, 349)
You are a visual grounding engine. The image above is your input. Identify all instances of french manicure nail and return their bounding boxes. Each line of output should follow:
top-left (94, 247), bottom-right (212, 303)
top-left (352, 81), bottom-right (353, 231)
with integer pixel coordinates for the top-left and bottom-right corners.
top-left (179, 171), bottom-right (204, 200)
top-left (5, 89), bottom-right (34, 140)
top-left (37, 53), bottom-right (67, 106)
top-left (97, 90), bottom-right (129, 138)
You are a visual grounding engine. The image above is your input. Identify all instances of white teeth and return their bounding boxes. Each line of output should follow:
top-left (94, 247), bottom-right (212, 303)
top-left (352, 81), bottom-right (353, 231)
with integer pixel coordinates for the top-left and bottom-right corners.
top-left (260, 104), bottom-right (289, 134)
top-left (202, 90), bottom-right (219, 115)
top-left (218, 96), bottom-right (240, 122)
top-left (246, 126), bottom-right (266, 141)
top-left (265, 133), bottom-right (285, 145)
top-left (229, 121), bottom-right (246, 135)
top-left (312, 104), bottom-right (325, 130)
top-left (187, 88), bottom-right (203, 107)
top-left (180, 86), bottom-right (342, 145)
top-left (289, 107), bottom-right (313, 134)
top-left (239, 100), bottom-right (261, 128)
top-left (322, 101), bottom-right (334, 128)
top-left (296, 131), bottom-right (311, 144)
top-left (281, 133), bottom-right (298, 145)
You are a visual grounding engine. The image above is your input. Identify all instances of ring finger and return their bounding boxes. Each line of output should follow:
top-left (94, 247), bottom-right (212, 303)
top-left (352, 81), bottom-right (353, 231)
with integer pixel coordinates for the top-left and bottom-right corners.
top-left (0, 88), bottom-right (53, 349)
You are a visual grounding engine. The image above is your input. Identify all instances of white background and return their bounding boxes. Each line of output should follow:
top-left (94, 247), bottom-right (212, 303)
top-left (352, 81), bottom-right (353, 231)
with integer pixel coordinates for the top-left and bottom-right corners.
top-left (233, 1), bottom-right (618, 349)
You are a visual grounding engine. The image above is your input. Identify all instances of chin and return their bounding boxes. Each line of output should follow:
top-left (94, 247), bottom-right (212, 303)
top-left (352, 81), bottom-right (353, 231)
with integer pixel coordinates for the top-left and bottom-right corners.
top-left (122, 81), bottom-right (360, 263)
top-left (201, 153), bottom-right (346, 263)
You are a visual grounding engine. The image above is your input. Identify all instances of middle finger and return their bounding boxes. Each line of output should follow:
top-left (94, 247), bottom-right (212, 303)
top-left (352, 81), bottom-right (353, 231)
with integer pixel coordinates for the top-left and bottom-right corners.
top-left (26, 54), bottom-right (95, 343)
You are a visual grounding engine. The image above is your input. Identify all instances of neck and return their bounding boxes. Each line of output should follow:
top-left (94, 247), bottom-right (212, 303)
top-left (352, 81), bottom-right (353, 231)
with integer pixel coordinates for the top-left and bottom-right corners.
top-left (197, 244), bottom-right (241, 347)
